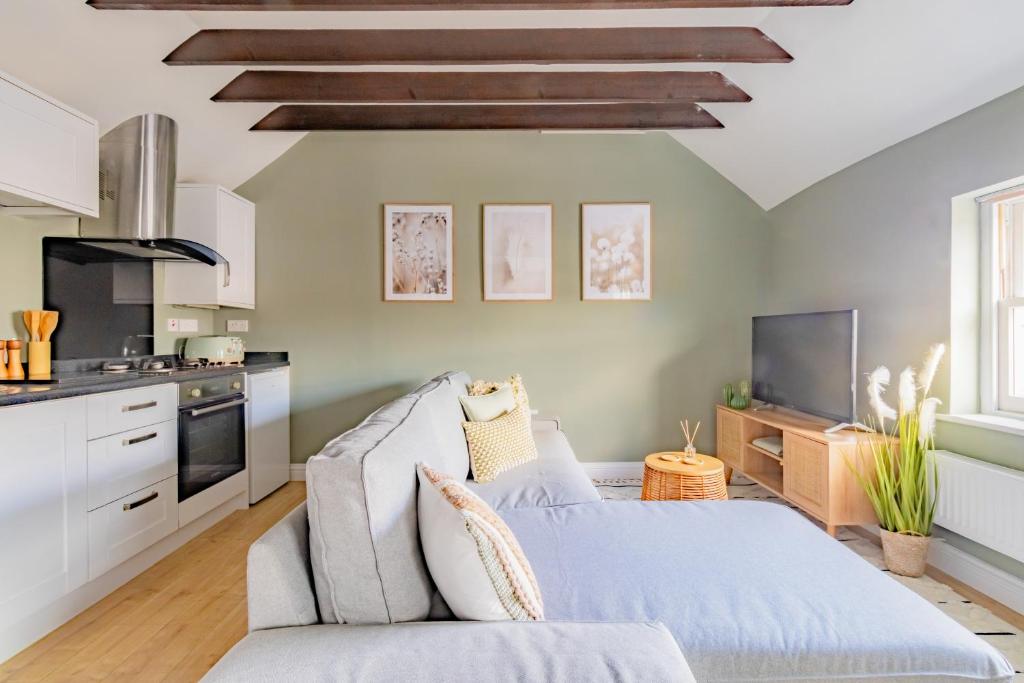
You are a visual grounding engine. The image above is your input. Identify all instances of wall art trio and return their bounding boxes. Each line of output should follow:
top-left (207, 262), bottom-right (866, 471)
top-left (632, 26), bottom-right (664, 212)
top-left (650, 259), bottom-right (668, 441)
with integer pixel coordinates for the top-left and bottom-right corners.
top-left (383, 202), bottom-right (651, 303)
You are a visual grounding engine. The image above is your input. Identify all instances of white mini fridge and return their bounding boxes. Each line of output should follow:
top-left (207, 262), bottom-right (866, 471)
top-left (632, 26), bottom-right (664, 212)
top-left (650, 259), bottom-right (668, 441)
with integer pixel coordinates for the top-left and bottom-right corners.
top-left (247, 367), bottom-right (291, 504)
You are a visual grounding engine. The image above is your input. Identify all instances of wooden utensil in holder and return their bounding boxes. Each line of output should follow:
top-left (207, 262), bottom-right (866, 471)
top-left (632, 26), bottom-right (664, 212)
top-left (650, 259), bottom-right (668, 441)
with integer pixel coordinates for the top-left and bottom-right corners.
top-left (0, 340), bottom-right (7, 380)
top-left (40, 311), bottom-right (59, 342)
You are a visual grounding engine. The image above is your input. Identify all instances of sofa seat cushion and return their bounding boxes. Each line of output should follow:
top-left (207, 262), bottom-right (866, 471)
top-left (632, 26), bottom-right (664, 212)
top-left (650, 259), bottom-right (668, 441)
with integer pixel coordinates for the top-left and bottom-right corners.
top-left (466, 429), bottom-right (601, 511)
top-left (202, 621), bottom-right (695, 683)
top-left (306, 371), bottom-right (472, 625)
top-left (500, 501), bottom-right (1015, 683)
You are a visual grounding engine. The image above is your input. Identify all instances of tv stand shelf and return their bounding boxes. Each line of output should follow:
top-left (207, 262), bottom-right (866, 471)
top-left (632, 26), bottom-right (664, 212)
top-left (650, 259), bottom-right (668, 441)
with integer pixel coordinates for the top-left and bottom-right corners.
top-left (716, 405), bottom-right (877, 536)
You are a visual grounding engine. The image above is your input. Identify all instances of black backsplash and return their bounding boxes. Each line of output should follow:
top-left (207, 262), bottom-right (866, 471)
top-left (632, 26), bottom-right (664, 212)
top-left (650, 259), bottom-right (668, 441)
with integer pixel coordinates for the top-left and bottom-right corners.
top-left (43, 240), bottom-right (154, 359)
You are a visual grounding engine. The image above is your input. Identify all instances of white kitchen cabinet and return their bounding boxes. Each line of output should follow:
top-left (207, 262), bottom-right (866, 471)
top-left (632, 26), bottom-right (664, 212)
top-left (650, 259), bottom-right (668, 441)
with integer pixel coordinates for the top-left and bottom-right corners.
top-left (87, 420), bottom-right (177, 512)
top-left (0, 70), bottom-right (98, 217)
top-left (247, 368), bottom-right (290, 504)
top-left (163, 184), bottom-right (256, 309)
top-left (0, 398), bottom-right (88, 630)
top-left (88, 476), bottom-right (178, 581)
top-left (86, 383), bottom-right (177, 441)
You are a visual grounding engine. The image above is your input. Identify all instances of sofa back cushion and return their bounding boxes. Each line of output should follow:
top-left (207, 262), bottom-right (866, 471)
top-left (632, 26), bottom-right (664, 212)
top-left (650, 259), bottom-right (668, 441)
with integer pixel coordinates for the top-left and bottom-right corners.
top-left (306, 371), bottom-right (472, 624)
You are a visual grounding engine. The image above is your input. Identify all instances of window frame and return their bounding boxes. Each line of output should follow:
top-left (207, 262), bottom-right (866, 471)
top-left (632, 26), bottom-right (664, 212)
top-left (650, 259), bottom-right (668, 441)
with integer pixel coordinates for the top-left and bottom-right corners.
top-left (980, 194), bottom-right (1024, 415)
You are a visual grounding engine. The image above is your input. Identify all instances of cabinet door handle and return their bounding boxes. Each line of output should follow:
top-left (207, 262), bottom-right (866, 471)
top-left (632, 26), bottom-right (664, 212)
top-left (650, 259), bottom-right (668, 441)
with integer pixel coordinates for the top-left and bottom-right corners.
top-left (123, 491), bottom-right (159, 511)
top-left (123, 432), bottom-right (158, 447)
top-left (122, 400), bottom-right (157, 413)
top-left (223, 260), bottom-right (231, 288)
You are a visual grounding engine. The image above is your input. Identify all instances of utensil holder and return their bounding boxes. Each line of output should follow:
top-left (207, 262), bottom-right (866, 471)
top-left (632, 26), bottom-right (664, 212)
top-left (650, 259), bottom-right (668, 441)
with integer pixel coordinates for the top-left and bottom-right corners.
top-left (28, 341), bottom-right (51, 380)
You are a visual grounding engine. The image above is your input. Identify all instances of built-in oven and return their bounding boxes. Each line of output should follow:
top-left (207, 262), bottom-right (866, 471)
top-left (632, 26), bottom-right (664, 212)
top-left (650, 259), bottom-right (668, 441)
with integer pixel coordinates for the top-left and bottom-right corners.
top-left (178, 373), bottom-right (247, 504)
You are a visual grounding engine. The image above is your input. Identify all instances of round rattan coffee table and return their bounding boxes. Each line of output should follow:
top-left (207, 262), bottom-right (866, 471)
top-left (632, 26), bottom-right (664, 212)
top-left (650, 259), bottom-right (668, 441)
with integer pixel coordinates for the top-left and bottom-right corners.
top-left (641, 452), bottom-right (729, 501)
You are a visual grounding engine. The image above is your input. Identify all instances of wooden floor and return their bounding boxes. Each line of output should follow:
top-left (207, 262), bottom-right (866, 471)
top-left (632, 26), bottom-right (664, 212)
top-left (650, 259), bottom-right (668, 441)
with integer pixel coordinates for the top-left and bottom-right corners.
top-left (0, 482), bottom-right (306, 683)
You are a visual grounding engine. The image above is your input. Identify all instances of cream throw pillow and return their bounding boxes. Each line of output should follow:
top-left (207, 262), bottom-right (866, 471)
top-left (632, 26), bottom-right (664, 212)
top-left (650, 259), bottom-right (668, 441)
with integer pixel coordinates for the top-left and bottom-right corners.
top-left (417, 464), bottom-right (544, 622)
top-left (469, 374), bottom-right (530, 414)
top-left (459, 384), bottom-right (516, 422)
top-left (463, 405), bottom-right (538, 483)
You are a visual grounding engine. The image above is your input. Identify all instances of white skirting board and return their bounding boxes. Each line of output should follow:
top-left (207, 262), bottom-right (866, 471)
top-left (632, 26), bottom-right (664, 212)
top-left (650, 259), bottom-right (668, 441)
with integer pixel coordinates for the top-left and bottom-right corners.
top-left (0, 491), bottom-right (249, 664)
top-left (582, 461), bottom-right (644, 480)
top-left (290, 463), bottom-right (307, 481)
top-left (927, 537), bottom-right (1024, 616)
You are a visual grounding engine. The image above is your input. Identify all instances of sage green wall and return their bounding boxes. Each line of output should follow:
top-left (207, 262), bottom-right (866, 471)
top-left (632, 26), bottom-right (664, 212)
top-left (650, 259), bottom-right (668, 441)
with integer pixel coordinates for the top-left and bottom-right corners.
top-left (0, 214), bottom-right (212, 353)
top-left (764, 86), bottom-right (1024, 579)
top-left (217, 131), bottom-right (768, 465)
top-left (0, 214), bottom-right (78, 340)
top-left (153, 267), bottom-right (215, 355)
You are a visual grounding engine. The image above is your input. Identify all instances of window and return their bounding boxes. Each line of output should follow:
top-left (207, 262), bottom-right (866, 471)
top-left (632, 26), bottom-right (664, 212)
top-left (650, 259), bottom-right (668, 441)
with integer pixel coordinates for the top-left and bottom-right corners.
top-left (989, 196), bottom-right (1024, 413)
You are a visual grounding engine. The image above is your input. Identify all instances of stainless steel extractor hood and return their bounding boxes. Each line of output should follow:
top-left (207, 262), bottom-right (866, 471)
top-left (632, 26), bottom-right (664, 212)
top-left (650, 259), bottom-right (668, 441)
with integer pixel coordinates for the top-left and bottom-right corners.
top-left (76, 114), bottom-right (225, 266)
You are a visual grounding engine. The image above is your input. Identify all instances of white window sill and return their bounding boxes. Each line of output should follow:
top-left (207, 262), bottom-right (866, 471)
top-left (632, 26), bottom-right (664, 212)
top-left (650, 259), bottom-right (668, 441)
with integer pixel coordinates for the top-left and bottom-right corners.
top-left (937, 412), bottom-right (1024, 438)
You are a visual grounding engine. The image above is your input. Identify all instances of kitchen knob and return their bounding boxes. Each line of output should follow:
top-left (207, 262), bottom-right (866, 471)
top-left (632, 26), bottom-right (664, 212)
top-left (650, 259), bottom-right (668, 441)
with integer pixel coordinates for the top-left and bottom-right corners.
top-left (231, 381), bottom-right (241, 390)
top-left (190, 388), bottom-right (202, 398)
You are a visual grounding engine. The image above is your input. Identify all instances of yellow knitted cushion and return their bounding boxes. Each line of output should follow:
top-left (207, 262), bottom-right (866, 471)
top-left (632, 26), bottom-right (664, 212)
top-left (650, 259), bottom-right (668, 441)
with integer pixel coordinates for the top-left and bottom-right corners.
top-left (463, 405), bottom-right (538, 483)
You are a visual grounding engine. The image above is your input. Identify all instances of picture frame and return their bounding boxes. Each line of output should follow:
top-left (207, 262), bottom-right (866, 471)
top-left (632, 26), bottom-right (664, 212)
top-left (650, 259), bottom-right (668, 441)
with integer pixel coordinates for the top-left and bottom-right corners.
top-left (482, 203), bottom-right (554, 301)
top-left (383, 203), bottom-right (454, 302)
top-left (580, 202), bottom-right (652, 301)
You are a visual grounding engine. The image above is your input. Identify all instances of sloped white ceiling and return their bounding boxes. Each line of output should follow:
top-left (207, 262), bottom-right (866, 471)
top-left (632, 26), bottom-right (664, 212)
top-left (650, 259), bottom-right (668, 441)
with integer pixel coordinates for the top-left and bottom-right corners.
top-left (2, 0), bottom-right (1024, 208)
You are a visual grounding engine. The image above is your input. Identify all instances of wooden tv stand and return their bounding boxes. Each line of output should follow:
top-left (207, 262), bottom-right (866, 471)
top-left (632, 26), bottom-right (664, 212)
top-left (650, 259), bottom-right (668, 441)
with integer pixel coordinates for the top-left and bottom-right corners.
top-left (715, 404), bottom-right (878, 536)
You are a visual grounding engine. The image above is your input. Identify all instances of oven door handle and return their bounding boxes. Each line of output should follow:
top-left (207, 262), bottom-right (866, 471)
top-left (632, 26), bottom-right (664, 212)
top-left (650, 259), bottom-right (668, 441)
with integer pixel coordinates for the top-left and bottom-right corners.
top-left (188, 397), bottom-right (248, 417)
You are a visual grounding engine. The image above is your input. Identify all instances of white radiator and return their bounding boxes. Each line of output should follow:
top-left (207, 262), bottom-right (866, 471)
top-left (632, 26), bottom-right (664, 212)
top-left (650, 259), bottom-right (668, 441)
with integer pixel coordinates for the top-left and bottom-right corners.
top-left (932, 450), bottom-right (1024, 563)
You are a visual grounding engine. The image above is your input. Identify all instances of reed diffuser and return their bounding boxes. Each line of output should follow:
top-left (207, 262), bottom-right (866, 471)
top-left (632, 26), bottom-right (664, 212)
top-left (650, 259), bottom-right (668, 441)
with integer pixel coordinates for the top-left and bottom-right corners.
top-left (680, 419), bottom-right (701, 464)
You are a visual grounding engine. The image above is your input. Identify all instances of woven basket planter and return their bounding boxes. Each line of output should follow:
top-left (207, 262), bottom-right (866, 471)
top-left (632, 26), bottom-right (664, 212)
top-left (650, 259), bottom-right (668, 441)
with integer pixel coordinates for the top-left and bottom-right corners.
top-left (880, 529), bottom-right (931, 577)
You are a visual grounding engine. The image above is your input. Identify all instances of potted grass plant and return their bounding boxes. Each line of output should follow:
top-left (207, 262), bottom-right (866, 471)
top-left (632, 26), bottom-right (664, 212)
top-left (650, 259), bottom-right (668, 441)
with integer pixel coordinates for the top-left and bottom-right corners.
top-left (851, 344), bottom-right (945, 577)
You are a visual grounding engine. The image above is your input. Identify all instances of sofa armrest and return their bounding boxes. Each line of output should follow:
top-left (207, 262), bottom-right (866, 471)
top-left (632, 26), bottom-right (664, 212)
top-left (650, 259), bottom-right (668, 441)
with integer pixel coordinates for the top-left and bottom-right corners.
top-left (204, 620), bottom-right (695, 682)
top-left (247, 502), bottom-right (320, 632)
top-left (532, 413), bottom-right (561, 432)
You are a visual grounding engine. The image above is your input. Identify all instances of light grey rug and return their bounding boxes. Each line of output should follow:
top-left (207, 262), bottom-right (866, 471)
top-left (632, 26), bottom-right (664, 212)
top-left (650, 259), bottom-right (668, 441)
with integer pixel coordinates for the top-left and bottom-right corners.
top-left (593, 474), bottom-right (1023, 678)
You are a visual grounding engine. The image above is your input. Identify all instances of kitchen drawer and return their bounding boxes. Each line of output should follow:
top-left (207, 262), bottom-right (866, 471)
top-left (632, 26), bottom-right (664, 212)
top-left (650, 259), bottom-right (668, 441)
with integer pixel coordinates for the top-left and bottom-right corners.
top-left (88, 476), bottom-right (178, 581)
top-left (87, 384), bottom-right (177, 440)
top-left (87, 420), bottom-right (177, 511)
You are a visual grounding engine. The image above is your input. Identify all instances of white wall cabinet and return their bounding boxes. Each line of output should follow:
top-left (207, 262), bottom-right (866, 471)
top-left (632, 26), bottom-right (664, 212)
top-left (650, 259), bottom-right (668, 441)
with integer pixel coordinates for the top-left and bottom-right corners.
top-left (0, 398), bottom-right (88, 631)
top-left (0, 70), bottom-right (98, 217)
top-left (163, 184), bottom-right (256, 309)
top-left (247, 368), bottom-right (290, 504)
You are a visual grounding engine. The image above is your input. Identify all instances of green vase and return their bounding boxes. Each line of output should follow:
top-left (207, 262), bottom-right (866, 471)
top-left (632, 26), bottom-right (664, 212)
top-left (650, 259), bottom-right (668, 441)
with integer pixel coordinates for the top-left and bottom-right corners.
top-left (722, 384), bottom-right (734, 407)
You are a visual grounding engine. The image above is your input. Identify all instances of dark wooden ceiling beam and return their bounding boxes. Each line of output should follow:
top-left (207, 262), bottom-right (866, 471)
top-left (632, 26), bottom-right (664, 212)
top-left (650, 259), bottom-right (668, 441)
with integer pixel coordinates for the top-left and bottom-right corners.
top-left (91, 0), bottom-right (852, 9)
top-left (165, 27), bottom-right (791, 65)
top-left (213, 70), bottom-right (751, 103)
top-left (250, 102), bottom-right (723, 130)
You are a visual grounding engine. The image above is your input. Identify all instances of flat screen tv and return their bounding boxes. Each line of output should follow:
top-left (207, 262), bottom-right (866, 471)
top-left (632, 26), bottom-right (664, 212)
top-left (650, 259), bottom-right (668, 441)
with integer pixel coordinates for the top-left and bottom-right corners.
top-left (751, 310), bottom-right (858, 424)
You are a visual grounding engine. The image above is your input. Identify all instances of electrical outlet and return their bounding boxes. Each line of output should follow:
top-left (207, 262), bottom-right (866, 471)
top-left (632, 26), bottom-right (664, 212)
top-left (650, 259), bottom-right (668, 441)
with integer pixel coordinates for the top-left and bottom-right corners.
top-left (180, 318), bottom-right (199, 333)
top-left (166, 318), bottom-right (180, 332)
top-left (226, 320), bottom-right (249, 333)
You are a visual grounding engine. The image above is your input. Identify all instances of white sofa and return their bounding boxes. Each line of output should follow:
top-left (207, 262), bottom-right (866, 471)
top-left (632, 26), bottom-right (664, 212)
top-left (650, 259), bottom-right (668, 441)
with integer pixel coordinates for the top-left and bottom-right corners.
top-left (204, 371), bottom-right (1013, 682)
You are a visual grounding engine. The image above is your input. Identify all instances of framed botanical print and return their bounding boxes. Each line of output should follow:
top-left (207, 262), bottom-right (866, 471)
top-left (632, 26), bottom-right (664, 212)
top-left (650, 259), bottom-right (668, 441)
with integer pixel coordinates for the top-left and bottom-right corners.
top-left (482, 204), bottom-right (553, 301)
top-left (581, 202), bottom-right (652, 301)
top-left (383, 204), bottom-right (454, 302)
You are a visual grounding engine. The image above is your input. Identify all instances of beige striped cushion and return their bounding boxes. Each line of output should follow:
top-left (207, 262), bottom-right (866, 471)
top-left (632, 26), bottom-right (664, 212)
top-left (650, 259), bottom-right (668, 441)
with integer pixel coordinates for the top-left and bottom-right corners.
top-left (417, 464), bottom-right (544, 622)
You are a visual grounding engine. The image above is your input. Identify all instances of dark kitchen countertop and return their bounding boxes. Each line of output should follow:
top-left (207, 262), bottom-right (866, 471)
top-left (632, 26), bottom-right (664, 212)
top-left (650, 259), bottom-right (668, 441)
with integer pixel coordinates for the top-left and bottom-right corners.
top-left (0, 352), bottom-right (289, 408)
